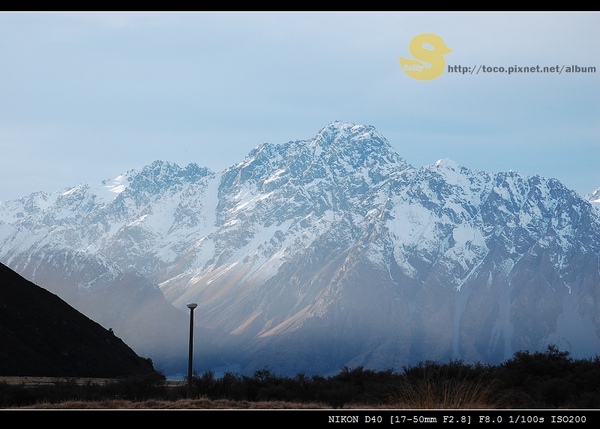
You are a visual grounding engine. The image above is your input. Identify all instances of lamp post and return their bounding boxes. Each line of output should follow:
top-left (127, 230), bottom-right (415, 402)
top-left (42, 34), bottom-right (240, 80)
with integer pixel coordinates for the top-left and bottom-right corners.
top-left (186, 302), bottom-right (198, 398)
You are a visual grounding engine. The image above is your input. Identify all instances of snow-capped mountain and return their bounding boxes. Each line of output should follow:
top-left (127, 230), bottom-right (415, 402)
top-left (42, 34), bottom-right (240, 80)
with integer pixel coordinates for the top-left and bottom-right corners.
top-left (1, 121), bottom-right (599, 376)
top-left (587, 187), bottom-right (600, 211)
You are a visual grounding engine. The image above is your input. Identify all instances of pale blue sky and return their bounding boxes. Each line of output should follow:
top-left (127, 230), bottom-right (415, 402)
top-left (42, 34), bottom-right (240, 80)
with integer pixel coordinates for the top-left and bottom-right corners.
top-left (1, 11), bottom-right (598, 201)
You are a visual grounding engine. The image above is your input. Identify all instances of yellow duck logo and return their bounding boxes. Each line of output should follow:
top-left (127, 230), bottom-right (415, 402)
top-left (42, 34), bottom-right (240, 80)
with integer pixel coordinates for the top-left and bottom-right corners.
top-left (399, 34), bottom-right (452, 81)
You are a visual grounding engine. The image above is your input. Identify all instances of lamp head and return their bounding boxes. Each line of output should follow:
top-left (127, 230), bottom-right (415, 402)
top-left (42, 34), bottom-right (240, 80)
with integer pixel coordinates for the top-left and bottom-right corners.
top-left (187, 302), bottom-right (198, 310)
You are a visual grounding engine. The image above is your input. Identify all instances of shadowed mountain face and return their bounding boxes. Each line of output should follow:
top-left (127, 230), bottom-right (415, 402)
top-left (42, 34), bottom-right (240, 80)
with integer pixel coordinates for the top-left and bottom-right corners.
top-left (1, 121), bottom-right (600, 376)
top-left (0, 262), bottom-right (159, 377)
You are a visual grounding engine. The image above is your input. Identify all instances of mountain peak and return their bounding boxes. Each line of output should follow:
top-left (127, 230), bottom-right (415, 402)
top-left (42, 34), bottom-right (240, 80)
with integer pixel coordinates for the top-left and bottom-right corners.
top-left (113, 161), bottom-right (212, 197)
top-left (433, 158), bottom-right (461, 170)
top-left (587, 187), bottom-right (600, 203)
top-left (136, 160), bottom-right (211, 181)
top-left (230, 121), bottom-right (408, 187)
top-left (307, 121), bottom-right (409, 174)
top-left (312, 121), bottom-right (392, 152)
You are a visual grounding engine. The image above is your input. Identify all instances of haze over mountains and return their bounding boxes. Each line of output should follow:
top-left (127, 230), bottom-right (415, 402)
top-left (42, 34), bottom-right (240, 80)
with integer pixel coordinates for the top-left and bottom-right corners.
top-left (1, 121), bottom-right (599, 376)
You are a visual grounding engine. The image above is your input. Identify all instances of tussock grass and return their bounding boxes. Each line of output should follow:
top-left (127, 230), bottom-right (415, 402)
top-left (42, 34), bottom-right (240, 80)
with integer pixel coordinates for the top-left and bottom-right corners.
top-left (390, 359), bottom-right (521, 409)
top-left (389, 374), bottom-right (505, 409)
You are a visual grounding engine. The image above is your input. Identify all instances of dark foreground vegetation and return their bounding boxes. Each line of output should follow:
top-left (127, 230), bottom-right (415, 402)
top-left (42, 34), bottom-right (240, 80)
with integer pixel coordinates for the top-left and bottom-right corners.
top-left (3, 346), bottom-right (600, 409)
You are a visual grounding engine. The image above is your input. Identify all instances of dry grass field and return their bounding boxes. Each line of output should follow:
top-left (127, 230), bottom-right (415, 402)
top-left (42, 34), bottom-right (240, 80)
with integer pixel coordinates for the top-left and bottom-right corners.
top-left (0, 378), bottom-right (339, 408)
top-left (0, 376), bottom-right (331, 409)
top-left (14, 398), bottom-right (332, 409)
top-left (0, 376), bottom-right (118, 387)
top-left (0, 375), bottom-right (494, 409)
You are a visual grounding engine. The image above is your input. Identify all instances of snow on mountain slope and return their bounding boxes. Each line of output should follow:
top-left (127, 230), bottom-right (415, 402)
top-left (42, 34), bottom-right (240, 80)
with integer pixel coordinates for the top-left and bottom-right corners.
top-left (1, 121), bottom-right (599, 376)
top-left (587, 187), bottom-right (600, 214)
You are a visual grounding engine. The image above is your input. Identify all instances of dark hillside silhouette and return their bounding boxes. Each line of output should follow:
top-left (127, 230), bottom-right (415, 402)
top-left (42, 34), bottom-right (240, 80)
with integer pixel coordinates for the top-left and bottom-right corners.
top-left (0, 262), bottom-right (159, 378)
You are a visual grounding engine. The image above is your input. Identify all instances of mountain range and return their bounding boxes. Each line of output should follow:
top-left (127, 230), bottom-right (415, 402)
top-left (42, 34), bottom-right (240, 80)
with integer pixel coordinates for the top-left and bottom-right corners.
top-left (1, 121), bottom-right (599, 376)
